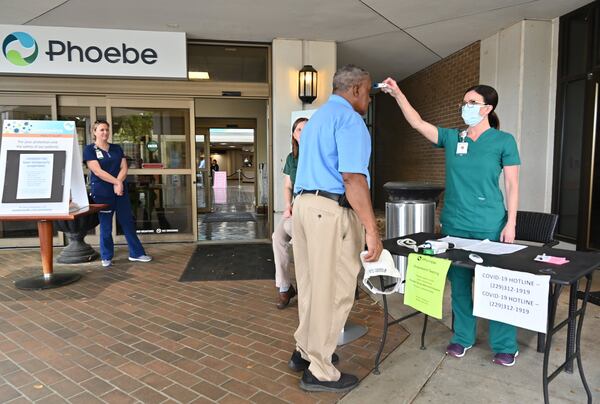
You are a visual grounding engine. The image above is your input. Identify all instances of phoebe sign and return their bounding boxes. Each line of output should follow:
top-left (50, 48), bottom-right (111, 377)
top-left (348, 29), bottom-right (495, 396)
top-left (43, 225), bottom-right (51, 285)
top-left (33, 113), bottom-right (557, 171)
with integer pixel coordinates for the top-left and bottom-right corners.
top-left (0, 25), bottom-right (186, 79)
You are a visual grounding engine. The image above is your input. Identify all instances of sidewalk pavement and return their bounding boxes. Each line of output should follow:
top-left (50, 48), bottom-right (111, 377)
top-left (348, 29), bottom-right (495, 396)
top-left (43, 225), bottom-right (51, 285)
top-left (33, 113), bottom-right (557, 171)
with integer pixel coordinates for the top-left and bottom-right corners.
top-left (343, 272), bottom-right (600, 404)
top-left (0, 242), bottom-right (598, 403)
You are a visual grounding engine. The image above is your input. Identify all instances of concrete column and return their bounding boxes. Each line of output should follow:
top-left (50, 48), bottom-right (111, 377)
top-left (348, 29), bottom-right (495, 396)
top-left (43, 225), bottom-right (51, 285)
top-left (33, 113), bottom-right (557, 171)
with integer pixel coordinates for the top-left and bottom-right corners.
top-left (272, 39), bottom-right (336, 214)
top-left (480, 19), bottom-right (559, 212)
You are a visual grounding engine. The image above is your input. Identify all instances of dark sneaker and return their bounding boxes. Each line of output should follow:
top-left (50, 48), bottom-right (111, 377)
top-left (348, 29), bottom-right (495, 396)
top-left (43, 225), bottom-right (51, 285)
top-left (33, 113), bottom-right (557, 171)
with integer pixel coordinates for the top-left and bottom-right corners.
top-left (445, 343), bottom-right (473, 358)
top-left (299, 369), bottom-right (358, 393)
top-left (288, 350), bottom-right (339, 372)
top-left (493, 351), bottom-right (519, 367)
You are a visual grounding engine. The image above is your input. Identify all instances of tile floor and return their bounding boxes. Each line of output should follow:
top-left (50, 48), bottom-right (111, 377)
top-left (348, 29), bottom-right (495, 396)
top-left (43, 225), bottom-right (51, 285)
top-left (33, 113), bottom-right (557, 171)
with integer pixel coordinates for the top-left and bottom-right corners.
top-left (0, 242), bottom-right (407, 403)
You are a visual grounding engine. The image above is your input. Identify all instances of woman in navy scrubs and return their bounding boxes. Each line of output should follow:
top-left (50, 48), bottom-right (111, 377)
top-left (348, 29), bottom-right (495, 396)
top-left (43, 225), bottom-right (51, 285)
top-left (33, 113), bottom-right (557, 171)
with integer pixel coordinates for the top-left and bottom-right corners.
top-left (83, 120), bottom-right (152, 267)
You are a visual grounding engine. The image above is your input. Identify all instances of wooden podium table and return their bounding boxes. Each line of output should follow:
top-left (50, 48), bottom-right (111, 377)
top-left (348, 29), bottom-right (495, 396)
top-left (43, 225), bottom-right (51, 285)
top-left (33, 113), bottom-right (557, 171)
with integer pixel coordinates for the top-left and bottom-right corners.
top-left (0, 204), bottom-right (107, 290)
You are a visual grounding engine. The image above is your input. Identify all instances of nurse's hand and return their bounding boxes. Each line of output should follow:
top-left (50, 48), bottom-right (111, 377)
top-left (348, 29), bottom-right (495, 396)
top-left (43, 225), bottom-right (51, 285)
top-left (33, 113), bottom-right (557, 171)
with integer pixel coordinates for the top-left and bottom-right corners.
top-left (114, 181), bottom-right (124, 196)
top-left (500, 223), bottom-right (516, 243)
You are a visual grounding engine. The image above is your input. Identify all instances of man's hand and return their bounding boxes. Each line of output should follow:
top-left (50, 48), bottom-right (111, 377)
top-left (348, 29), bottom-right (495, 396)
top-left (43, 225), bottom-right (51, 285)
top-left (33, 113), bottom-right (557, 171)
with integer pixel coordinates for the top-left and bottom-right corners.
top-left (363, 230), bottom-right (383, 262)
top-left (283, 206), bottom-right (292, 218)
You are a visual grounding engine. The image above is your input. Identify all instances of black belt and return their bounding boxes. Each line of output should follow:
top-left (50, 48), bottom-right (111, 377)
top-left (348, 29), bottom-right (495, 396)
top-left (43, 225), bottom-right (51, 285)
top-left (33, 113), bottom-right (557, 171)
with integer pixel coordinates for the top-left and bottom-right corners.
top-left (296, 189), bottom-right (342, 202)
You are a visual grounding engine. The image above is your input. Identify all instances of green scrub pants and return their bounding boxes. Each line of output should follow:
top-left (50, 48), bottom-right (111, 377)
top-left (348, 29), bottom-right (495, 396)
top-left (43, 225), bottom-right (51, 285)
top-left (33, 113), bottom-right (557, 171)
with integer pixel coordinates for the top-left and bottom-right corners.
top-left (443, 226), bottom-right (518, 354)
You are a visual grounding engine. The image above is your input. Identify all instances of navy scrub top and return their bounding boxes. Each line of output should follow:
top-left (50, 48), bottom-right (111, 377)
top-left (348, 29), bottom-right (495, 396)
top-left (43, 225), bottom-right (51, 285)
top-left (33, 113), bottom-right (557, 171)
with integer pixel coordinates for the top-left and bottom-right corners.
top-left (83, 143), bottom-right (126, 200)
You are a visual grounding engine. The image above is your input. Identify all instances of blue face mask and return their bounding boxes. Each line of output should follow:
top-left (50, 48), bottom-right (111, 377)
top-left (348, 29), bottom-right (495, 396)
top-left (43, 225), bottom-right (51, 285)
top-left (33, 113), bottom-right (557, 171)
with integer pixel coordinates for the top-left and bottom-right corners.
top-left (461, 104), bottom-right (484, 127)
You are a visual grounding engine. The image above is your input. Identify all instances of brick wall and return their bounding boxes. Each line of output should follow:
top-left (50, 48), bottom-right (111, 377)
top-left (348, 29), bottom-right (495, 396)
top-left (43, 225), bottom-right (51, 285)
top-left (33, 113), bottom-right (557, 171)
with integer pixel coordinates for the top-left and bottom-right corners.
top-left (373, 41), bottom-right (481, 221)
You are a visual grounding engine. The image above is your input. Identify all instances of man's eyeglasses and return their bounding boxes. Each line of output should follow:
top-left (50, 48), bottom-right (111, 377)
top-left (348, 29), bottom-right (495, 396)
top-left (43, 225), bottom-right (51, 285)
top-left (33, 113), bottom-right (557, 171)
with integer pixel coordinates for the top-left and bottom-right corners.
top-left (458, 100), bottom-right (487, 111)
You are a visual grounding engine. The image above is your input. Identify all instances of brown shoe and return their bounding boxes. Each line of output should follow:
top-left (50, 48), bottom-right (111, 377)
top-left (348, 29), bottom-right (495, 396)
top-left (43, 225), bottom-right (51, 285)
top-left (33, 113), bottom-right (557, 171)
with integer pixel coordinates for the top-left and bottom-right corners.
top-left (277, 285), bottom-right (297, 309)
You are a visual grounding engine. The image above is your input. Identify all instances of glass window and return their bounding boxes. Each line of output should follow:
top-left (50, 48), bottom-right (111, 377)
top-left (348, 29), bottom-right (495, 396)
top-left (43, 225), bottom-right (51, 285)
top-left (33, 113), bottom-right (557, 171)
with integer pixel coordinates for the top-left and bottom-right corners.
top-left (58, 106), bottom-right (91, 154)
top-left (594, 6), bottom-right (600, 68)
top-left (0, 105), bottom-right (53, 239)
top-left (187, 44), bottom-right (268, 82)
top-left (118, 174), bottom-right (193, 235)
top-left (111, 107), bottom-right (190, 169)
top-left (565, 12), bottom-right (588, 76)
top-left (557, 79), bottom-right (586, 238)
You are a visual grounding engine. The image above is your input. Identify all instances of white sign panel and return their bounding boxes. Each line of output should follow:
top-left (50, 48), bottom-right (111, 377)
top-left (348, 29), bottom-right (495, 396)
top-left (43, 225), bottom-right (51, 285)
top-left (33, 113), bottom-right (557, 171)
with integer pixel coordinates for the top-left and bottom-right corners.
top-left (17, 153), bottom-right (53, 199)
top-left (0, 25), bottom-right (186, 78)
top-left (0, 120), bottom-right (88, 216)
top-left (473, 265), bottom-right (550, 334)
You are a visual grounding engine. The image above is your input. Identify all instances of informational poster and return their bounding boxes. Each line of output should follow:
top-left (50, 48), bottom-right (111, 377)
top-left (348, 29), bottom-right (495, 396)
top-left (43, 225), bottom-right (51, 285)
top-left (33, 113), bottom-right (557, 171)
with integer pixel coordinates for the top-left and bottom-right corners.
top-left (16, 153), bottom-right (53, 199)
top-left (0, 120), bottom-right (88, 216)
top-left (473, 265), bottom-right (550, 333)
top-left (213, 171), bottom-right (227, 189)
top-left (404, 254), bottom-right (451, 319)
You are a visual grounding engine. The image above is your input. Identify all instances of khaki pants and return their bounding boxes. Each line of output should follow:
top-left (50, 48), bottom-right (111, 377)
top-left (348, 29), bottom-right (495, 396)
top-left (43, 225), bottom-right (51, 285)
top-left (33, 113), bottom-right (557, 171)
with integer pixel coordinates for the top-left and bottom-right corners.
top-left (292, 194), bottom-right (364, 381)
top-left (272, 216), bottom-right (293, 289)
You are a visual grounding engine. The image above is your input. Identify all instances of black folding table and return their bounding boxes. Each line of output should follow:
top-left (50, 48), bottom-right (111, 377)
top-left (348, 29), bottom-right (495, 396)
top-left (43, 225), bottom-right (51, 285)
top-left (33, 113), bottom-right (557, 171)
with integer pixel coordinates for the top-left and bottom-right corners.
top-left (378, 232), bottom-right (600, 404)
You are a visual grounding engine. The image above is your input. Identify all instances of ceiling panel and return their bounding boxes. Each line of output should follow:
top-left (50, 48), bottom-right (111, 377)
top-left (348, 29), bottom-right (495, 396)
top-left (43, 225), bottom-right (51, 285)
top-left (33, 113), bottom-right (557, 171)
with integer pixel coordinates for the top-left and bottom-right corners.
top-left (0, 0), bottom-right (68, 25)
top-left (362, 0), bottom-right (528, 28)
top-left (24, 0), bottom-right (396, 43)
top-left (406, 0), bottom-right (592, 58)
top-left (0, 0), bottom-right (591, 83)
top-left (338, 31), bottom-right (439, 82)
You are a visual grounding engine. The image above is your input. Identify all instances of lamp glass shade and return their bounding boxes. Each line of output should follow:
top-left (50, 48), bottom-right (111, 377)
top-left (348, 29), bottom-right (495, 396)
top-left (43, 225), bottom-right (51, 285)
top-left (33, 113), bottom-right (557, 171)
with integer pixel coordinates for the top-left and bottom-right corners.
top-left (298, 65), bottom-right (318, 104)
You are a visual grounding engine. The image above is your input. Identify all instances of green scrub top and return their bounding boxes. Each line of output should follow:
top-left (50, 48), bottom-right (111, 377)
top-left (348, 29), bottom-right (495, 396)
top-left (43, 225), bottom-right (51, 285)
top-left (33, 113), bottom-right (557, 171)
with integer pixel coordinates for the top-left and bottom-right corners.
top-left (436, 127), bottom-right (521, 233)
top-left (283, 152), bottom-right (298, 185)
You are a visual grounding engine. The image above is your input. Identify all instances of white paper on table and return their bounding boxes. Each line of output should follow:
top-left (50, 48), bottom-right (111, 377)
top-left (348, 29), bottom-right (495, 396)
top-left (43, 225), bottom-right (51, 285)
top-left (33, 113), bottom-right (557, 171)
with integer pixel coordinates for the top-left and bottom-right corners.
top-left (438, 235), bottom-right (482, 249)
top-left (462, 239), bottom-right (527, 255)
top-left (16, 153), bottom-right (53, 199)
top-left (473, 265), bottom-right (550, 333)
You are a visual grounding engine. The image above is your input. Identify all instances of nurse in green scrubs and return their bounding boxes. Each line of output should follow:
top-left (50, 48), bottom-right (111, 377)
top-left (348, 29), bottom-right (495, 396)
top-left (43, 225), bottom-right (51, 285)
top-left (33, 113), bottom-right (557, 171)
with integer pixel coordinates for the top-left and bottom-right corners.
top-left (381, 79), bottom-right (521, 367)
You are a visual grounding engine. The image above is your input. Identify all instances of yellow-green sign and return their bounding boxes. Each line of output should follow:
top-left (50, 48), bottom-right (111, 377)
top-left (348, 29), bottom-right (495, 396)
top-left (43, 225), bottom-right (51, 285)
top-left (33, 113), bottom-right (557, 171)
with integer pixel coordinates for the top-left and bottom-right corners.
top-left (404, 254), bottom-right (451, 319)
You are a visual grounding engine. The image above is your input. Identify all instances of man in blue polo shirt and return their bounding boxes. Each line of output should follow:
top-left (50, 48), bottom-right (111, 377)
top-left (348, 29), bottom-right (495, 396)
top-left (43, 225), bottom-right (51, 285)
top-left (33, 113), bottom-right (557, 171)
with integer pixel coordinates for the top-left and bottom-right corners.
top-left (289, 65), bottom-right (383, 393)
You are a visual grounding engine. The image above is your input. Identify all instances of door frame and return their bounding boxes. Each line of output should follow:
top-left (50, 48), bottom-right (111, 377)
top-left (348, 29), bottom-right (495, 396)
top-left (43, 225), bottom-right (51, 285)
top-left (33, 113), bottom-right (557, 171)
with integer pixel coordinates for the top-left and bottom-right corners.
top-left (107, 96), bottom-right (197, 243)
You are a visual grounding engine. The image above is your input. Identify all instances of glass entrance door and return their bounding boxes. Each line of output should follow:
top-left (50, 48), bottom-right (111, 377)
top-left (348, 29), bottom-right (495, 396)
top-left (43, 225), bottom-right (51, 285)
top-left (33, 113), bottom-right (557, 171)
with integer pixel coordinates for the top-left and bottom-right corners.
top-left (107, 98), bottom-right (196, 242)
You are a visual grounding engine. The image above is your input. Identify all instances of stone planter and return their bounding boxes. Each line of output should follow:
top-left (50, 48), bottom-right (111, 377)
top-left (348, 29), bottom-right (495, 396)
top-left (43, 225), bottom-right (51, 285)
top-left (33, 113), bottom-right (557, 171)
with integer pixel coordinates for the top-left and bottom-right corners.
top-left (54, 211), bottom-right (100, 264)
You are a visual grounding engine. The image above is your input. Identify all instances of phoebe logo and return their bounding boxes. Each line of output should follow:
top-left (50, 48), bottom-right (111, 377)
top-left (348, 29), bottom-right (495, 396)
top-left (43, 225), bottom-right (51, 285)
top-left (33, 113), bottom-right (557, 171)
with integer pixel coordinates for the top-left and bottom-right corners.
top-left (2, 32), bottom-right (39, 66)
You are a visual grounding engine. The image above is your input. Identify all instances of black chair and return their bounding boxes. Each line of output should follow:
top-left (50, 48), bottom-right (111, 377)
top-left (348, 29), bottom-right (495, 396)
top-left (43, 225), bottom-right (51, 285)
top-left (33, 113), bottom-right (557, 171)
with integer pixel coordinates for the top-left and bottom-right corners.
top-left (515, 210), bottom-right (559, 248)
top-left (514, 210), bottom-right (559, 352)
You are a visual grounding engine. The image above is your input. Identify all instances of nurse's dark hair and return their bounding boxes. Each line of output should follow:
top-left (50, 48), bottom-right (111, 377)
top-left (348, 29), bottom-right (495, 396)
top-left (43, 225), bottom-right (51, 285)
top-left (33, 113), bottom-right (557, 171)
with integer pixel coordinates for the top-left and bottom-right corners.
top-left (333, 64), bottom-right (370, 93)
top-left (291, 117), bottom-right (308, 158)
top-left (91, 119), bottom-right (110, 133)
top-left (465, 85), bottom-right (500, 129)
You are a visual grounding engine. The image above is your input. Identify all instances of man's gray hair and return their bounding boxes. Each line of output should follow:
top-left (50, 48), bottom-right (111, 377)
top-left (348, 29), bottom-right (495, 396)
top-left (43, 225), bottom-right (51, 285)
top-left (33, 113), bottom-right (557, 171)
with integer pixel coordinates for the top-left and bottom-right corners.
top-left (333, 64), bottom-right (370, 93)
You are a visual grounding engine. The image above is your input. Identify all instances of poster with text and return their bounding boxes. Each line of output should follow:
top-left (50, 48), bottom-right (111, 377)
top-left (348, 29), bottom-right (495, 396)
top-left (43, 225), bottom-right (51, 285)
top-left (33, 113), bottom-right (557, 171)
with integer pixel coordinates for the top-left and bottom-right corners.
top-left (0, 120), bottom-right (88, 216)
top-left (404, 254), bottom-right (451, 319)
top-left (473, 265), bottom-right (550, 333)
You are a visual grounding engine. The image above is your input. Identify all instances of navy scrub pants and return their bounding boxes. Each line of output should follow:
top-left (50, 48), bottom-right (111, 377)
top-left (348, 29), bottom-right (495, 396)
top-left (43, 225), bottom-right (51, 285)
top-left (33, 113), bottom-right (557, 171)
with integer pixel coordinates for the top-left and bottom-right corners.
top-left (96, 193), bottom-right (145, 260)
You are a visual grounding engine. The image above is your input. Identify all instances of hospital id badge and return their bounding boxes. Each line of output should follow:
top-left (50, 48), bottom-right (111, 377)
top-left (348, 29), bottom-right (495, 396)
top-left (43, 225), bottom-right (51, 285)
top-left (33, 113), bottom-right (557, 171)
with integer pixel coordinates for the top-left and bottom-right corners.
top-left (95, 149), bottom-right (104, 159)
top-left (456, 142), bottom-right (468, 155)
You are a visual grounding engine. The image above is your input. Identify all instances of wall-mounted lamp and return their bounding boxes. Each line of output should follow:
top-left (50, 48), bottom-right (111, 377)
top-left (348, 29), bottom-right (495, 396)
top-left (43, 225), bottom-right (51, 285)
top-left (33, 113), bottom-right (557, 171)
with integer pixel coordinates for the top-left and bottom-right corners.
top-left (298, 64), bottom-right (318, 104)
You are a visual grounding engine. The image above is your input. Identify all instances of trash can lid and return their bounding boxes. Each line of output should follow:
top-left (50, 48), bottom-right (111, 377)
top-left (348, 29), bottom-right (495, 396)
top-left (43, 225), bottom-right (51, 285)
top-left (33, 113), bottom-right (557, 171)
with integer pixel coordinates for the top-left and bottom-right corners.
top-left (383, 181), bottom-right (445, 202)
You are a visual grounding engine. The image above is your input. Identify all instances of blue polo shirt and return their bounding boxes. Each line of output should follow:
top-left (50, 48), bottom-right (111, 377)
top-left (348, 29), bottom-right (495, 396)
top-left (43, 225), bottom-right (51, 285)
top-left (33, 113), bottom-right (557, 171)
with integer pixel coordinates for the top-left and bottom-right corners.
top-left (83, 143), bottom-right (126, 199)
top-left (294, 95), bottom-right (371, 195)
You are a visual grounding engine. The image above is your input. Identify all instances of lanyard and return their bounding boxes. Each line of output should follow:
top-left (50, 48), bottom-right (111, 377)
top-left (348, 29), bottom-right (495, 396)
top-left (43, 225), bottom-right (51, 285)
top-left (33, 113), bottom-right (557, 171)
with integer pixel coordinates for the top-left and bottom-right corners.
top-left (456, 131), bottom-right (468, 155)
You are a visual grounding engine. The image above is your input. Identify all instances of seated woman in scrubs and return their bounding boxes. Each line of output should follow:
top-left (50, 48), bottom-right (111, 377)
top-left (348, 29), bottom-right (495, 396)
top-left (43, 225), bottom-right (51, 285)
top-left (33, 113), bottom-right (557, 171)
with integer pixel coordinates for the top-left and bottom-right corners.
top-left (83, 120), bottom-right (152, 268)
top-left (272, 117), bottom-right (307, 309)
top-left (381, 79), bottom-right (521, 367)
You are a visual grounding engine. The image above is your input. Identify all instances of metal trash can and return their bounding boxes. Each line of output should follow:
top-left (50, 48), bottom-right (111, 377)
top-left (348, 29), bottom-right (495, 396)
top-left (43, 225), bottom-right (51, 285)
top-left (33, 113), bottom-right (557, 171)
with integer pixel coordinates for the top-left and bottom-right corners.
top-left (384, 182), bottom-right (445, 292)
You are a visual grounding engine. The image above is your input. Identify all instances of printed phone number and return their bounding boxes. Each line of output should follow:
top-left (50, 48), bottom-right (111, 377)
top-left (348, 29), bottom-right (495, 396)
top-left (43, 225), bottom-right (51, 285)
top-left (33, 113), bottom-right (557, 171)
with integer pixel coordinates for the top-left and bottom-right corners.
top-left (489, 283), bottom-right (531, 295)
top-left (489, 301), bottom-right (530, 315)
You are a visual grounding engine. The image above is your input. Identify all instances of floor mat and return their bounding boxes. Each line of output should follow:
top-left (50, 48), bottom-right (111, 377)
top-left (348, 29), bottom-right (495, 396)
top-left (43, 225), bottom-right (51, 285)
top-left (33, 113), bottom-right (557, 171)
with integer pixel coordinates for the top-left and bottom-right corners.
top-left (202, 212), bottom-right (257, 223)
top-left (179, 243), bottom-right (275, 281)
